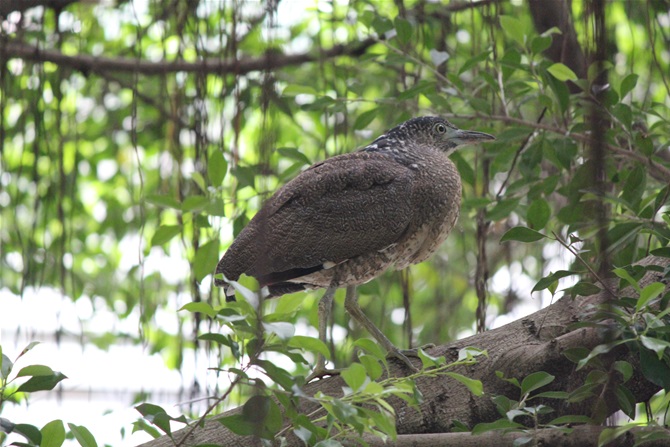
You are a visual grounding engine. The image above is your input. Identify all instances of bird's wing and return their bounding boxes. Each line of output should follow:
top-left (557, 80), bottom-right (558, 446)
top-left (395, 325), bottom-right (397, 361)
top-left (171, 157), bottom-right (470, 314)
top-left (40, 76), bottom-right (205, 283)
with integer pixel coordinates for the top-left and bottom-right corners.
top-left (239, 151), bottom-right (415, 281)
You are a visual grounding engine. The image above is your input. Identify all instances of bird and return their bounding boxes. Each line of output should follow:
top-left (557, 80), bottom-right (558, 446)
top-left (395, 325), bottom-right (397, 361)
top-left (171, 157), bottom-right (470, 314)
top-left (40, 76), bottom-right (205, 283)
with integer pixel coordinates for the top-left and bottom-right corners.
top-left (215, 116), bottom-right (495, 379)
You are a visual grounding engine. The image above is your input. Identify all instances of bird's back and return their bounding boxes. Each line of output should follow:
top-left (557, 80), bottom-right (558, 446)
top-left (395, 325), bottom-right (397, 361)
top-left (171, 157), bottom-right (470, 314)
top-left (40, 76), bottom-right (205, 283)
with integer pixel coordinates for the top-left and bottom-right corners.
top-left (216, 143), bottom-right (461, 296)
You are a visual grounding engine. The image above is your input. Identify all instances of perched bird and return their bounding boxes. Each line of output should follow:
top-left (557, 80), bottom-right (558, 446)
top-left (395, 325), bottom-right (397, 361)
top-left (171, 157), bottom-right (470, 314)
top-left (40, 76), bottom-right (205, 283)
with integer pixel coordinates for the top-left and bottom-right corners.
top-left (216, 116), bottom-right (494, 378)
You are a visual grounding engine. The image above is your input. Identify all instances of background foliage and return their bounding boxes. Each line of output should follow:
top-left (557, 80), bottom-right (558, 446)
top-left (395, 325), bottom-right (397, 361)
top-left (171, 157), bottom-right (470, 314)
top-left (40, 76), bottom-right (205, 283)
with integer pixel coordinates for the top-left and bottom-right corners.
top-left (1, 0), bottom-right (670, 445)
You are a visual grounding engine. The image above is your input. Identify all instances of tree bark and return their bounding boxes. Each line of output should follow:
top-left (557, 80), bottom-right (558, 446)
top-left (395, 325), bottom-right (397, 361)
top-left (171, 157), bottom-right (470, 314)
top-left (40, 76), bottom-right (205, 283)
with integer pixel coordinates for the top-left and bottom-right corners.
top-left (137, 255), bottom-right (668, 447)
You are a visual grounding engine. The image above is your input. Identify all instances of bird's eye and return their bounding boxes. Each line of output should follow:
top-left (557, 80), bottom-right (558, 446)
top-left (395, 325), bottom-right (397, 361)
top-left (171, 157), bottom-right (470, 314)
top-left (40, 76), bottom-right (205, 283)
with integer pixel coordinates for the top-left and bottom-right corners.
top-left (434, 123), bottom-right (447, 134)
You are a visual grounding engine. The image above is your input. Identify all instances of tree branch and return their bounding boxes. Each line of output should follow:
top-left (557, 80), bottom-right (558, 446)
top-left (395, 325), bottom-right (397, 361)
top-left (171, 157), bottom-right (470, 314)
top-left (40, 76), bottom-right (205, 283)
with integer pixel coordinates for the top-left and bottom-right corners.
top-left (137, 255), bottom-right (668, 447)
top-left (357, 425), bottom-right (670, 447)
top-left (0, 38), bottom-right (377, 76)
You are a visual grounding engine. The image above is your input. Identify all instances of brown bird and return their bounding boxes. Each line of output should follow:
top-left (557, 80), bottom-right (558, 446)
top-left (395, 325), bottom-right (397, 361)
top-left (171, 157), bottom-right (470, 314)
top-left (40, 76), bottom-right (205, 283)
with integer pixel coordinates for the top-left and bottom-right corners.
top-left (215, 116), bottom-right (495, 378)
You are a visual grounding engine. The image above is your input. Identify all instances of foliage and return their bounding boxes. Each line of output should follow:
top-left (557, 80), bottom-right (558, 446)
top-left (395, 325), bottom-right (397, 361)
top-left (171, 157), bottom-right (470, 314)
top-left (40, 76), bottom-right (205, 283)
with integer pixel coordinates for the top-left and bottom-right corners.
top-left (1, 0), bottom-right (670, 445)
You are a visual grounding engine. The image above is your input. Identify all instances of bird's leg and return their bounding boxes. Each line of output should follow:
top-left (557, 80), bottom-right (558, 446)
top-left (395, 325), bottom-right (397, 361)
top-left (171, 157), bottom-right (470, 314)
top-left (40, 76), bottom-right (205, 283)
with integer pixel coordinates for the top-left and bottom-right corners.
top-left (343, 285), bottom-right (419, 373)
top-left (306, 285), bottom-right (341, 382)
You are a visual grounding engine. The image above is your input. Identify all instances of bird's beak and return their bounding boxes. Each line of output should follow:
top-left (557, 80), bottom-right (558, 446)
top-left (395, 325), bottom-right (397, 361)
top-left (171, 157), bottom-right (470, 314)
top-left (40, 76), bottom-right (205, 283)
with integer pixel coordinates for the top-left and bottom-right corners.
top-left (452, 129), bottom-right (496, 146)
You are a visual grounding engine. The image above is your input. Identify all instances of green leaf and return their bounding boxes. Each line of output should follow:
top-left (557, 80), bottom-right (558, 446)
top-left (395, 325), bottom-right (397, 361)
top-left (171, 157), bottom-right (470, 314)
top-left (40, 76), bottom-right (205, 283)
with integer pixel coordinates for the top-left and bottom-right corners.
top-left (530, 35), bottom-right (552, 54)
top-left (145, 194), bottom-right (180, 209)
top-left (548, 415), bottom-right (592, 425)
top-left (394, 17), bottom-right (412, 44)
top-left (445, 372), bottom-right (483, 396)
top-left (193, 240), bottom-right (219, 282)
top-left (218, 414), bottom-right (256, 437)
top-left (207, 150), bottom-right (227, 186)
top-left (282, 84), bottom-right (317, 96)
top-left (354, 339), bottom-right (386, 360)
top-left (13, 423), bottom-right (42, 444)
top-left (499, 16), bottom-right (525, 46)
top-left (1, 352), bottom-right (12, 379)
top-left (570, 281), bottom-right (601, 297)
top-left (613, 360), bottom-right (633, 383)
top-left (615, 385), bottom-right (636, 419)
top-left (472, 419), bottom-right (523, 435)
top-left (371, 16), bottom-right (393, 35)
top-left (358, 354), bottom-right (383, 381)
top-left (532, 270), bottom-right (575, 293)
top-left (179, 302), bottom-right (217, 318)
top-left (500, 226), bottom-right (547, 243)
top-left (17, 372), bottom-right (67, 393)
top-left (277, 147), bottom-right (312, 166)
top-left (613, 267), bottom-right (642, 294)
top-left (547, 63), bottom-right (578, 82)
top-left (16, 365), bottom-right (54, 378)
top-left (637, 282), bottom-right (666, 312)
top-left (67, 423), bottom-right (98, 447)
top-left (151, 225), bottom-right (181, 247)
top-left (182, 195), bottom-right (209, 213)
top-left (40, 420), bottom-right (65, 447)
top-left (598, 424), bottom-right (637, 447)
top-left (619, 73), bottom-right (638, 97)
top-left (520, 371), bottom-right (555, 396)
top-left (288, 336), bottom-right (330, 359)
top-left (640, 335), bottom-right (670, 360)
top-left (640, 347), bottom-right (670, 389)
top-left (577, 341), bottom-right (627, 370)
top-left (487, 198), bottom-right (520, 222)
top-left (417, 348), bottom-right (445, 368)
top-left (354, 109), bottom-right (378, 130)
top-left (341, 363), bottom-right (368, 392)
top-left (526, 199), bottom-right (550, 229)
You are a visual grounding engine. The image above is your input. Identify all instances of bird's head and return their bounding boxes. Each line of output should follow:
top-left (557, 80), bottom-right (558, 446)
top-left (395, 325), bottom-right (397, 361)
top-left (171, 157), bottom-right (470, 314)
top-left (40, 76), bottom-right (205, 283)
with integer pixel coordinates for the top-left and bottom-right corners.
top-left (378, 116), bottom-right (495, 156)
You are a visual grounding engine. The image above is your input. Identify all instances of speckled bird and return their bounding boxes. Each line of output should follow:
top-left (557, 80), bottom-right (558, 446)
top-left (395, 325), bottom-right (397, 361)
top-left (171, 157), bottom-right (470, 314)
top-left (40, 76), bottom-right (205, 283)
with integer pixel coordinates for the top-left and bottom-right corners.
top-left (216, 116), bottom-right (495, 378)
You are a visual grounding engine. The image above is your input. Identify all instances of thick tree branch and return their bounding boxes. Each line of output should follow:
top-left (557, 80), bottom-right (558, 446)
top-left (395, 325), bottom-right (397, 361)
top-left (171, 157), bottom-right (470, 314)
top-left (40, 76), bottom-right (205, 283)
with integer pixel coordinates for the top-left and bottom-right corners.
top-left (0, 38), bottom-right (376, 76)
top-left (357, 425), bottom-right (670, 447)
top-left (138, 255), bottom-right (669, 447)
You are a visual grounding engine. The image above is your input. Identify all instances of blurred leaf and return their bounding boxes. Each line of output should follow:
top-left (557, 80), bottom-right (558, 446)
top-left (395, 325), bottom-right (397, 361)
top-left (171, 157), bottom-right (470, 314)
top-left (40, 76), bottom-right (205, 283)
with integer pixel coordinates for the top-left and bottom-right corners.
top-left (532, 270), bottom-right (575, 293)
top-left (547, 63), bottom-right (578, 82)
top-left (193, 240), bottom-right (219, 282)
top-left (527, 199), bottom-right (551, 229)
top-left (394, 17), bottom-right (412, 44)
top-left (16, 364), bottom-right (54, 378)
top-left (145, 194), bottom-right (180, 209)
top-left (41, 420), bottom-right (65, 447)
top-left (179, 302), bottom-right (217, 318)
top-left (500, 226), bottom-right (546, 243)
top-left (530, 35), bottom-right (552, 54)
top-left (17, 372), bottom-right (67, 392)
top-left (288, 336), bottom-right (330, 359)
top-left (499, 16), bottom-right (525, 46)
top-left (640, 347), bottom-right (670, 390)
top-left (208, 150), bottom-right (227, 186)
top-left (67, 423), bottom-right (98, 447)
top-left (619, 73), bottom-right (638, 97)
top-left (354, 109), bottom-right (378, 130)
top-left (277, 147), bottom-right (312, 166)
top-left (13, 423), bottom-right (41, 444)
top-left (151, 225), bottom-right (181, 247)
top-left (472, 419), bottom-right (523, 435)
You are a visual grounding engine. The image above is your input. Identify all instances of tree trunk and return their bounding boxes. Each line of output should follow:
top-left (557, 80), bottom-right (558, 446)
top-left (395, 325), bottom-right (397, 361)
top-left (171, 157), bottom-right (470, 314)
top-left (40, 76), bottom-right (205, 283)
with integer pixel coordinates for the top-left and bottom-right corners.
top-left (138, 255), bottom-right (667, 447)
